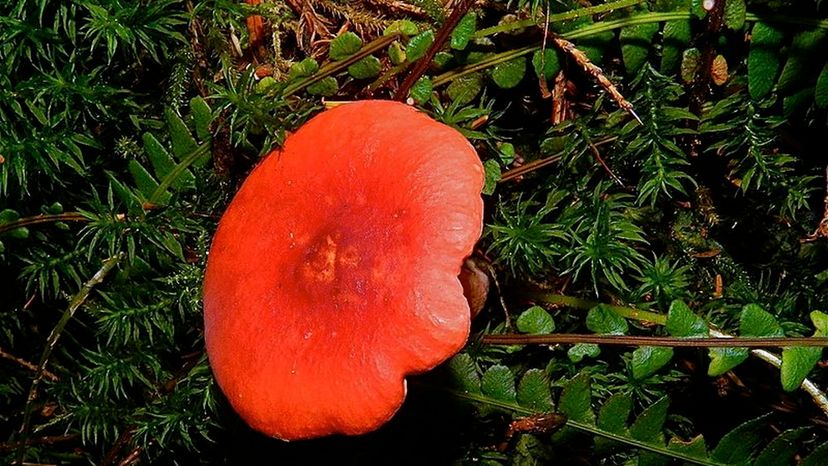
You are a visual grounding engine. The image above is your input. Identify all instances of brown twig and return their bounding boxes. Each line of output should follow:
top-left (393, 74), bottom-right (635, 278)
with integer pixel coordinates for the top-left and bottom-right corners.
top-left (587, 139), bottom-right (624, 186)
top-left (803, 164), bottom-right (828, 243)
top-left (100, 429), bottom-right (135, 466)
top-left (0, 347), bottom-right (58, 382)
top-left (394, 0), bottom-right (474, 100)
top-left (483, 333), bottom-right (828, 347)
top-left (547, 33), bottom-right (642, 124)
top-left (499, 154), bottom-right (562, 182)
top-left (186, 1), bottom-right (210, 98)
top-left (0, 434), bottom-right (78, 452)
top-left (499, 137), bottom-right (617, 182)
top-left (117, 446), bottom-right (143, 466)
top-left (0, 212), bottom-right (88, 235)
top-left (689, 0), bottom-right (726, 116)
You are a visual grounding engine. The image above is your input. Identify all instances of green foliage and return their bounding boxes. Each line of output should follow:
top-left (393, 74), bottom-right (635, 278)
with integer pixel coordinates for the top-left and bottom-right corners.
top-left (4, 0), bottom-right (828, 464)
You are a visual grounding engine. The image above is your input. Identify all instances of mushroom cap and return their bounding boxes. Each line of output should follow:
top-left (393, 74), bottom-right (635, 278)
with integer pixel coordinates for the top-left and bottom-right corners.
top-left (203, 100), bottom-right (484, 440)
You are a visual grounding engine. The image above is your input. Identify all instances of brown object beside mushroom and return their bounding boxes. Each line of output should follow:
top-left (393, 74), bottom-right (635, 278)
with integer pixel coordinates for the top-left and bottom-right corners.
top-left (203, 100), bottom-right (484, 440)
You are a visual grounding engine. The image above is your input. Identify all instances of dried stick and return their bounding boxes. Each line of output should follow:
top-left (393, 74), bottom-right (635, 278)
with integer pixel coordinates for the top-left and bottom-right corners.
top-left (483, 334), bottom-right (828, 347)
top-left (0, 212), bottom-right (88, 235)
top-left (0, 347), bottom-right (58, 382)
top-left (546, 33), bottom-right (642, 124)
top-left (394, 0), bottom-right (474, 100)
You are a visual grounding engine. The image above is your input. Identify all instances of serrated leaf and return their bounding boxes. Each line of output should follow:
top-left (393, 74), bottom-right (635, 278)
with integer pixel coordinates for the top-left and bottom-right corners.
top-left (815, 62), bottom-right (828, 108)
top-left (329, 31), bottom-right (362, 60)
top-left (749, 22), bottom-right (785, 100)
top-left (517, 369), bottom-right (553, 411)
top-left (0, 211), bottom-right (20, 241)
top-left (288, 58), bottom-right (319, 80)
top-left (388, 41), bottom-right (406, 65)
top-left (708, 347), bottom-right (749, 376)
top-left (106, 172), bottom-right (141, 213)
top-left (446, 73), bottom-right (483, 105)
top-left (568, 343), bottom-right (600, 362)
top-left (813, 311), bottom-right (828, 333)
top-left (532, 48), bottom-right (560, 80)
top-left (631, 346), bottom-right (674, 379)
top-left (558, 372), bottom-right (594, 424)
top-left (783, 87), bottom-right (814, 117)
top-left (597, 393), bottom-right (632, 435)
top-left (128, 160), bottom-right (166, 201)
top-left (777, 30), bottom-right (828, 93)
top-left (497, 142), bottom-right (516, 164)
top-left (781, 311), bottom-right (827, 391)
top-left (481, 365), bottom-right (516, 403)
top-left (667, 435), bottom-right (708, 459)
top-left (491, 57), bottom-right (526, 89)
top-left (142, 133), bottom-right (193, 188)
top-left (595, 392), bottom-right (632, 453)
top-left (190, 97), bottom-right (212, 142)
top-left (0, 209), bottom-right (20, 224)
top-left (409, 76), bottom-right (432, 103)
top-left (781, 346), bottom-right (822, 392)
top-left (629, 396), bottom-right (669, 445)
top-left (451, 13), bottom-right (476, 50)
top-left (384, 19), bottom-right (419, 36)
top-left (161, 231), bottom-right (184, 260)
top-left (306, 77), bottom-right (338, 96)
top-left (710, 414), bottom-right (770, 463)
top-left (724, 0), bottom-right (746, 30)
top-left (754, 427), bottom-right (809, 466)
top-left (660, 20), bottom-right (692, 73)
top-left (586, 305), bottom-right (628, 335)
top-left (681, 48), bottom-right (701, 84)
top-left (482, 159), bottom-right (500, 196)
top-left (348, 56), bottom-right (381, 79)
top-left (26, 101), bottom-right (47, 125)
top-left (165, 108), bottom-right (199, 161)
top-left (516, 306), bottom-right (555, 334)
top-left (620, 22), bottom-right (660, 75)
top-left (740, 304), bottom-right (784, 337)
top-left (406, 30), bottom-right (434, 62)
top-left (446, 353), bottom-right (480, 394)
top-left (666, 300), bottom-right (708, 337)
top-left (801, 441), bottom-right (828, 466)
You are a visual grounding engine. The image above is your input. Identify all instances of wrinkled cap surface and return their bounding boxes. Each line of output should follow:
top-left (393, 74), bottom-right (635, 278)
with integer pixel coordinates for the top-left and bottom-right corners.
top-left (203, 100), bottom-right (484, 440)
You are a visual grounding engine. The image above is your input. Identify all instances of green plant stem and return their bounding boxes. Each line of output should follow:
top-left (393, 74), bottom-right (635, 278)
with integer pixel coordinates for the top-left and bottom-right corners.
top-left (477, 11), bottom-right (828, 40)
top-left (437, 387), bottom-right (722, 466)
top-left (523, 291), bottom-right (667, 324)
top-left (708, 329), bottom-right (828, 416)
top-left (282, 33), bottom-right (401, 98)
top-left (745, 13), bottom-right (828, 29)
top-left (149, 142), bottom-right (211, 204)
top-left (432, 45), bottom-right (537, 87)
top-left (474, 0), bottom-right (645, 38)
top-left (0, 347), bottom-right (58, 381)
top-left (433, 13), bottom-right (691, 88)
top-left (0, 212), bottom-right (88, 235)
top-left (483, 334), bottom-right (828, 347)
top-left (17, 254), bottom-right (122, 462)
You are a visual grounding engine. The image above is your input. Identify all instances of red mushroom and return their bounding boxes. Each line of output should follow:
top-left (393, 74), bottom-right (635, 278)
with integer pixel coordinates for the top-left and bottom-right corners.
top-left (203, 100), bottom-right (484, 440)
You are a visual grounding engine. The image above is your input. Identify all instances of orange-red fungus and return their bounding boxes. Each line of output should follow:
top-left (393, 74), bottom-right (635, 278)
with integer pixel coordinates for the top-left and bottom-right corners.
top-left (203, 100), bottom-right (484, 440)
